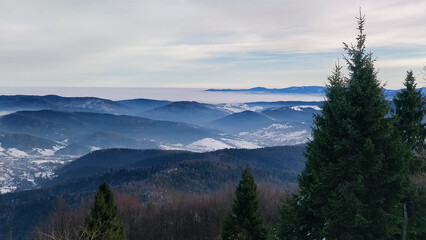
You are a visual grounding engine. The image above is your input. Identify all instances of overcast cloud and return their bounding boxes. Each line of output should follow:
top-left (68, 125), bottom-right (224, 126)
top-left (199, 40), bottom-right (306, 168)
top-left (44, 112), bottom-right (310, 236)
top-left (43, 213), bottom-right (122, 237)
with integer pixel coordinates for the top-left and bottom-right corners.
top-left (0, 0), bottom-right (425, 89)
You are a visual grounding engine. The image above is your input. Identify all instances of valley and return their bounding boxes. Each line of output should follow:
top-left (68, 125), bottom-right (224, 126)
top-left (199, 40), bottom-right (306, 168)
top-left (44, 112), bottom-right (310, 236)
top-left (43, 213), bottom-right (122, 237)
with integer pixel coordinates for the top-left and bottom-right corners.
top-left (0, 91), bottom-right (324, 193)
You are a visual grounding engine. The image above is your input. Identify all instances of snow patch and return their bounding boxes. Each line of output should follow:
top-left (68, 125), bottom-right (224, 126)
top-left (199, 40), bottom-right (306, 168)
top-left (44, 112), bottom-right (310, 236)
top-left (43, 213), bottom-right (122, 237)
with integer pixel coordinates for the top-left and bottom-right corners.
top-left (220, 138), bottom-right (260, 149)
top-left (266, 123), bottom-right (292, 130)
top-left (236, 123), bottom-right (311, 146)
top-left (31, 159), bottom-right (67, 165)
top-left (34, 170), bottom-right (55, 179)
top-left (291, 105), bottom-right (321, 111)
top-left (159, 144), bottom-right (185, 151)
top-left (34, 148), bottom-right (55, 156)
top-left (186, 138), bottom-right (232, 152)
top-left (0, 186), bottom-right (17, 194)
top-left (53, 145), bottom-right (65, 151)
top-left (219, 103), bottom-right (263, 113)
top-left (90, 146), bottom-right (101, 151)
top-left (7, 148), bottom-right (28, 157)
top-left (0, 143), bottom-right (6, 156)
top-left (0, 111), bottom-right (14, 116)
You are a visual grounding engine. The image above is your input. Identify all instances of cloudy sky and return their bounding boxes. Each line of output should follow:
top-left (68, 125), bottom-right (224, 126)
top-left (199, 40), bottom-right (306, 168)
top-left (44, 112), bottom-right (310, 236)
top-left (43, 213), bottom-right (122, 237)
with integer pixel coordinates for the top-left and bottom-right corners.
top-left (1, 0), bottom-right (425, 89)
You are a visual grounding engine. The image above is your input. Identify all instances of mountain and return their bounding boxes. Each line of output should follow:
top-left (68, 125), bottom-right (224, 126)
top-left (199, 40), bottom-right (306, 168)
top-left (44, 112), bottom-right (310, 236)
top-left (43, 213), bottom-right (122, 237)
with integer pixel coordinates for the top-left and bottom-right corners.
top-left (207, 110), bottom-right (275, 134)
top-left (0, 132), bottom-right (60, 156)
top-left (52, 149), bottom-right (196, 184)
top-left (53, 143), bottom-right (93, 156)
top-left (49, 145), bottom-right (306, 189)
top-left (0, 110), bottom-right (220, 144)
top-left (140, 101), bottom-right (229, 125)
top-left (0, 95), bottom-right (129, 114)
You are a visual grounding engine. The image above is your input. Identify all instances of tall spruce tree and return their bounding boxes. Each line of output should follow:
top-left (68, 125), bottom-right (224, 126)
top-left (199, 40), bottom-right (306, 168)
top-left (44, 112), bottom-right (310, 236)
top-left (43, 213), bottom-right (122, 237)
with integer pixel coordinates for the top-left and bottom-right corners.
top-left (220, 167), bottom-right (269, 240)
top-left (279, 14), bottom-right (409, 240)
top-left (393, 71), bottom-right (426, 240)
top-left (393, 70), bottom-right (426, 171)
top-left (81, 182), bottom-right (126, 240)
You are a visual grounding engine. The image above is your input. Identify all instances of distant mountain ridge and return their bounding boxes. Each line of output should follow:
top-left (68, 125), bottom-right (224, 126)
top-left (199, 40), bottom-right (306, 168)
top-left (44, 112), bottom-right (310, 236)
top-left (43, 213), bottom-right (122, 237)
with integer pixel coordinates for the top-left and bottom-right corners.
top-left (0, 95), bottom-right (172, 115)
top-left (206, 86), bottom-right (326, 94)
top-left (0, 95), bottom-right (128, 113)
top-left (206, 86), bottom-right (426, 98)
top-left (0, 110), bottom-right (219, 144)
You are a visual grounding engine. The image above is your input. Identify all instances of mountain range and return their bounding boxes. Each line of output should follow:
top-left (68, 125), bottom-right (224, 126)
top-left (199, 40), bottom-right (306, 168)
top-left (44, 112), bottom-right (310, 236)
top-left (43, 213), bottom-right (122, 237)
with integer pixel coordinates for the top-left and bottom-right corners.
top-left (0, 91), bottom-right (322, 194)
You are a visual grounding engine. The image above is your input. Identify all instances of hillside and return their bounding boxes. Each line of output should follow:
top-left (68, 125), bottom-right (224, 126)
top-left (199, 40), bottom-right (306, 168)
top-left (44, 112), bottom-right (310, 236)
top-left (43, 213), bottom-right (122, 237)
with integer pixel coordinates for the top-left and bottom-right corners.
top-left (0, 145), bottom-right (305, 239)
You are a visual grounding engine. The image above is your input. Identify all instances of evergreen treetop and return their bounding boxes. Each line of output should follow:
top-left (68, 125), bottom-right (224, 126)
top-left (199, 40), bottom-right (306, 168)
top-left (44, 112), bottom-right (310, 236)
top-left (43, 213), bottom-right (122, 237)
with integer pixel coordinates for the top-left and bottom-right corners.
top-left (221, 167), bottom-right (269, 240)
top-left (393, 70), bottom-right (426, 156)
top-left (82, 182), bottom-right (127, 240)
top-left (393, 70), bottom-right (426, 239)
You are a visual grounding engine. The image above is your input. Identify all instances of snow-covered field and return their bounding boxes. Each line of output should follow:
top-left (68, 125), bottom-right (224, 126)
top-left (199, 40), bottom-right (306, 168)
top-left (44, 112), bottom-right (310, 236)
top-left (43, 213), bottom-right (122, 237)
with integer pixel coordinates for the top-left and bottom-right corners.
top-left (238, 123), bottom-right (311, 146)
top-left (0, 155), bottom-right (75, 194)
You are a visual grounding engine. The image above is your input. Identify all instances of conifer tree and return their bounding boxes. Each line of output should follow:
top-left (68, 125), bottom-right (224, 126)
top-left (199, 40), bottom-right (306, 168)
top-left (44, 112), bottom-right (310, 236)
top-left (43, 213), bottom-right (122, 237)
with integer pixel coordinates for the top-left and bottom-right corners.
top-left (279, 13), bottom-right (410, 240)
top-left (279, 64), bottom-right (350, 239)
top-left (81, 182), bottom-right (126, 240)
top-left (393, 70), bottom-right (426, 171)
top-left (393, 71), bottom-right (426, 240)
top-left (221, 167), bottom-right (269, 240)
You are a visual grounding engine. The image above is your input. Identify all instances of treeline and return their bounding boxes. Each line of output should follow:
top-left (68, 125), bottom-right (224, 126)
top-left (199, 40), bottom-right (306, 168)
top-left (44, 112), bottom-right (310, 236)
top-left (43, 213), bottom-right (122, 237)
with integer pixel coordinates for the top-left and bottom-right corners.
top-left (29, 181), bottom-right (289, 240)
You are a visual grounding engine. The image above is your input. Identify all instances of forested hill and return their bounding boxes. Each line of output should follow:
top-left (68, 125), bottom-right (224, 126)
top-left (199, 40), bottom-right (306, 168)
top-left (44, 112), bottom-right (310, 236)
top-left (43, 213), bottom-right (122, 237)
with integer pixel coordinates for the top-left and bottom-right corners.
top-left (49, 145), bottom-right (306, 187)
top-left (0, 145), bottom-right (305, 239)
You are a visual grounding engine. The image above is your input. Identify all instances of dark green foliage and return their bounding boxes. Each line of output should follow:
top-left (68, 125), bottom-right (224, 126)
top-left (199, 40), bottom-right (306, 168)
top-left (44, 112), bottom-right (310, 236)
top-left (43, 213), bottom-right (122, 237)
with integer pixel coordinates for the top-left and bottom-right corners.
top-left (82, 182), bottom-right (126, 240)
top-left (278, 14), bottom-right (410, 239)
top-left (221, 167), bottom-right (269, 240)
top-left (52, 146), bottom-right (306, 187)
top-left (393, 71), bottom-right (426, 240)
top-left (393, 70), bottom-right (426, 172)
top-left (277, 194), bottom-right (303, 240)
top-left (406, 181), bottom-right (426, 239)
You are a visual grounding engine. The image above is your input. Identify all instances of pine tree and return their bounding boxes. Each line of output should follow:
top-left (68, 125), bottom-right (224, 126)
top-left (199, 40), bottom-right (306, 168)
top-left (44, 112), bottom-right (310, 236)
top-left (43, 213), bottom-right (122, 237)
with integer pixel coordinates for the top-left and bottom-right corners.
top-left (393, 70), bottom-right (426, 172)
top-left (393, 71), bottom-right (426, 240)
top-left (279, 13), bottom-right (410, 240)
top-left (220, 167), bottom-right (269, 240)
top-left (81, 182), bottom-right (127, 240)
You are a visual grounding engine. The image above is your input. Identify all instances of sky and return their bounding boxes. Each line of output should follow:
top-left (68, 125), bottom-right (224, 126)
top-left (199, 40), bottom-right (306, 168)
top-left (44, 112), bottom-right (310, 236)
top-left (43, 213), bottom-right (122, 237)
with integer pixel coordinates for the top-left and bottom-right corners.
top-left (0, 0), bottom-right (425, 90)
